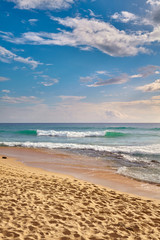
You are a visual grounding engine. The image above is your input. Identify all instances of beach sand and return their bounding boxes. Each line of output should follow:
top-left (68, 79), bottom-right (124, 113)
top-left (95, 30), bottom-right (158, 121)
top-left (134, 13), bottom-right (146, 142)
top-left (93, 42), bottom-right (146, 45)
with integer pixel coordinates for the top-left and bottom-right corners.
top-left (0, 152), bottom-right (160, 240)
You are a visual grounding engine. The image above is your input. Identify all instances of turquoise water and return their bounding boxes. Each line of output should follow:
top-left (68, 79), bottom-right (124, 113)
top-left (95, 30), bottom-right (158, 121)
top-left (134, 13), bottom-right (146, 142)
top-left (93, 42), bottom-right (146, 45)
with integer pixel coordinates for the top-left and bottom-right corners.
top-left (0, 123), bottom-right (160, 184)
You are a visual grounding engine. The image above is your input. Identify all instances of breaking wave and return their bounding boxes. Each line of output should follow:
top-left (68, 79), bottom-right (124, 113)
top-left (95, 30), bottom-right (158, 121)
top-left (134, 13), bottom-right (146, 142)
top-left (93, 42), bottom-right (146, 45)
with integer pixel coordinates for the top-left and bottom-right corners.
top-left (37, 130), bottom-right (128, 138)
top-left (1, 141), bottom-right (160, 156)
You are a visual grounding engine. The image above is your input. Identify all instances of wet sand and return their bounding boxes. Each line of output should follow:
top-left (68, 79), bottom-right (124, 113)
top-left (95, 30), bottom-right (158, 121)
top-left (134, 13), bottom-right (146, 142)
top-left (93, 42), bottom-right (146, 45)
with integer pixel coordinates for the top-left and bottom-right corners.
top-left (0, 147), bottom-right (160, 200)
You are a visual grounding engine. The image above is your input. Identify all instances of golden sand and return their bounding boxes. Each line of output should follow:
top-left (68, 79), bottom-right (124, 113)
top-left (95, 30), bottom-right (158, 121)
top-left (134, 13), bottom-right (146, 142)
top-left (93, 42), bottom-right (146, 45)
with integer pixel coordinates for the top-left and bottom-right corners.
top-left (0, 155), bottom-right (160, 240)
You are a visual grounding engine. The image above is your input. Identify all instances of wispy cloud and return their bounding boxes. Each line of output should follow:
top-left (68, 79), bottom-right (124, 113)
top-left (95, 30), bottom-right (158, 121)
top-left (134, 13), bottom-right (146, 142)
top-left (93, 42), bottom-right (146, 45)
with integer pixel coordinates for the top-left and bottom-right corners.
top-left (12, 48), bottom-right (24, 52)
top-left (0, 95), bottom-right (41, 104)
top-left (39, 75), bottom-right (59, 86)
top-left (41, 79), bottom-right (59, 86)
top-left (130, 74), bottom-right (143, 78)
top-left (7, 0), bottom-right (75, 10)
top-left (96, 71), bottom-right (109, 75)
top-left (0, 46), bottom-right (41, 69)
top-left (81, 65), bottom-right (160, 88)
top-left (138, 65), bottom-right (160, 77)
top-left (88, 9), bottom-right (101, 18)
top-left (2, 89), bottom-right (10, 93)
top-left (28, 19), bottom-right (38, 25)
top-left (87, 74), bottom-right (129, 87)
top-left (59, 95), bottom-right (86, 101)
top-left (0, 76), bottom-right (9, 82)
top-left (136, 79), bottom-right (160, 92)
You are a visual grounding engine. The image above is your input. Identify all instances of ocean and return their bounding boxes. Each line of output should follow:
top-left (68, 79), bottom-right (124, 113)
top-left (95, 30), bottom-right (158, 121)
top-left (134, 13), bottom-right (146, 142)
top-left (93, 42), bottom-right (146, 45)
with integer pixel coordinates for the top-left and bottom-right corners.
top-left (0, 123), bottom-right (160, 184)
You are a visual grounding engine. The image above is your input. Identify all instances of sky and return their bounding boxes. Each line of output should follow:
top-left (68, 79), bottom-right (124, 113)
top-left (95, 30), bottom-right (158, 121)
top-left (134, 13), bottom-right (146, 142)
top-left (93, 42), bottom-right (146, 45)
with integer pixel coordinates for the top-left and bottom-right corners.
top-left (0, 0), bottom-right (160, 123)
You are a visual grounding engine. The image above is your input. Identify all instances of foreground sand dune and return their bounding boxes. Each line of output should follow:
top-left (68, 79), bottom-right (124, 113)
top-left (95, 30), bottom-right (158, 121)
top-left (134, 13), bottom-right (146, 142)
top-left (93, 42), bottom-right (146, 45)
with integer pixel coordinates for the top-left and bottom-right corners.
top-left (0, 155), bottom-right (160, 240)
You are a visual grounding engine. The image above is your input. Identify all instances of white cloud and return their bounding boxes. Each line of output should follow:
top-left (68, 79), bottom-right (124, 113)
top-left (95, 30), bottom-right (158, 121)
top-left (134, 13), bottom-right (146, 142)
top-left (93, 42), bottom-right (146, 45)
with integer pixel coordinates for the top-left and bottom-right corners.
top-left (0, 17), bottom-right (149, 57)
top-left (146, 0), bottom-right (160, 24)
top-left (39, 75), bottom-right (59, 86)
top-left (147, 0), bottom-right (160, 6)
top-left (7, 0), bottom-right (75, 10)
top-left (2, 89), bottom-right (10, 93)
top-left (88, 9), bottom-right (101, 18)
top-left (28, 19), bottom-right (38, 25)
top-left (59, 95), bottom-right (86, 101)
top-left (111, 10), bottom-right (151, 26)
top-left (96, 71), bottom-right (108, 75)
top-left (0, 95), bottom-right (41, 104)
top-left (0, 76), bottom-right (9, 82)
top-left (111, 11), bottom-right (138, 23)
top-left (0, 46), bottom-right (41, 69)
top-left (136, 79), bottom-right (160, 92)
top-left (130, 74), bottom-right (143, 78)
top-left (3, 11), bottom-right (160, 57)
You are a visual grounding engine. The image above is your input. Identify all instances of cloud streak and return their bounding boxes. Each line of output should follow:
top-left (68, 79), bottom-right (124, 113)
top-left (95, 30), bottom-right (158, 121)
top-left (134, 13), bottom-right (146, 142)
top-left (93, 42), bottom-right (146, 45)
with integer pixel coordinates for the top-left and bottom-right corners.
top-left (7, 0), bottom-right (75, 10)
top-left (59, 95), bottom-right (86, 101)
top-left (2, 90), bottom-right (10, 93)
top-left (87, 74), bottom-right (129, 87)
top-left (0, 95), bottom-right (41, 104)
top-left (136, 79), bottom-right (160, 92)
top-left (80, 64), bottom-right (160, 88)
top-left (0, 46), bottom-right (41, 69)
top-left (0, 76), bottom-right (9, 82)
top-left (39, 75), bottom-right (59, 87)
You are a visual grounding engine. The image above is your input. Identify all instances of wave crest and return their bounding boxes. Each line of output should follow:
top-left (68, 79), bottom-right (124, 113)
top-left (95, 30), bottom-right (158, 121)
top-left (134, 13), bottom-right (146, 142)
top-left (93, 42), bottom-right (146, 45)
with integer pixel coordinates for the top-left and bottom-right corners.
top-left (37, 130), bottom-right (106, 138)
top-left (37, 130), bottom-right (128, 138)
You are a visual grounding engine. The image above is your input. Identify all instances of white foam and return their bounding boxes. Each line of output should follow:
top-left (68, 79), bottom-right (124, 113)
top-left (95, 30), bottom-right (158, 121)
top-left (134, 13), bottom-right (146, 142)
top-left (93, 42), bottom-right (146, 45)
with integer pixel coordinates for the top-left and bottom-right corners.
top-left (37, 130), bottom-right (106, 138)
top-left (1, 141), bottom-right (160, 155)
top-left (121, 154), bottom-right (150, 163)
top-left (117, 166), bottom-right (160, 183)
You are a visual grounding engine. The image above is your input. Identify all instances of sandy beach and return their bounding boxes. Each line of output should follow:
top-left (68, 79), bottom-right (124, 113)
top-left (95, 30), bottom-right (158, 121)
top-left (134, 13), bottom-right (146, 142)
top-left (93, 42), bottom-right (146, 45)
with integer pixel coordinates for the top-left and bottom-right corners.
top-left (0, 148), bottom-right (160, 240)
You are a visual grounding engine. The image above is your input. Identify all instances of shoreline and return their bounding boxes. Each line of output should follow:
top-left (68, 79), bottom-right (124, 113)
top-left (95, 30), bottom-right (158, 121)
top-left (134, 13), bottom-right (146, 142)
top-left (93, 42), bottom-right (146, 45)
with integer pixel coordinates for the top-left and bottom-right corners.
top-left (0, 146), bottom-right (160, 200)
top-left (0, 150), bottom-right (160, 239)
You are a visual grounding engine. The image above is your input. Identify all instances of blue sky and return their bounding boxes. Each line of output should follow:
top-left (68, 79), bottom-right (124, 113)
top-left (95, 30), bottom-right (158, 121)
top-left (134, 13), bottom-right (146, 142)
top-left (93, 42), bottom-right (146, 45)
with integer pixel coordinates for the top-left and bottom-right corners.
top-left (0, 0), bottom-right (160, 122)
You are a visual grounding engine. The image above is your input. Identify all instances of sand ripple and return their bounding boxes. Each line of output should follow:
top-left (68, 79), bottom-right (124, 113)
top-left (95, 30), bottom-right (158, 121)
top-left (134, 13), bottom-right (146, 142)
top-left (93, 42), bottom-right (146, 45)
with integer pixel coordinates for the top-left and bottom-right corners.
top-left (0, 156), bottom-right (160, 240)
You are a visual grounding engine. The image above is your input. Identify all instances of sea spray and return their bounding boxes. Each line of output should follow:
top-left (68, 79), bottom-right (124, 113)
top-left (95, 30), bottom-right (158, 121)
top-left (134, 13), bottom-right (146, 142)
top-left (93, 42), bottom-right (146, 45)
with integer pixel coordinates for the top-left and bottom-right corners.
top-left (1, 141), bottom-right (160, 155)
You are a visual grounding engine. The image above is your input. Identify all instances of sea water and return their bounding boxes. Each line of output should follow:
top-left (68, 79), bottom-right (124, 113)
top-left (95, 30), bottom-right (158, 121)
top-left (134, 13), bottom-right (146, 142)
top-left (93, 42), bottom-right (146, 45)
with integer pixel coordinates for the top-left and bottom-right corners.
top-left (0, 123), bottom-right (160, 184)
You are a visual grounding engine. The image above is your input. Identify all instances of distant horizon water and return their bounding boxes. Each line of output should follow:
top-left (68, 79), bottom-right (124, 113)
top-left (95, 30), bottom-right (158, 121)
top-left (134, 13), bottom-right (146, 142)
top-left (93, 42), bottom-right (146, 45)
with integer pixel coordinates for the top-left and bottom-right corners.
top-left (0, 123), bottom-right (160, 184)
